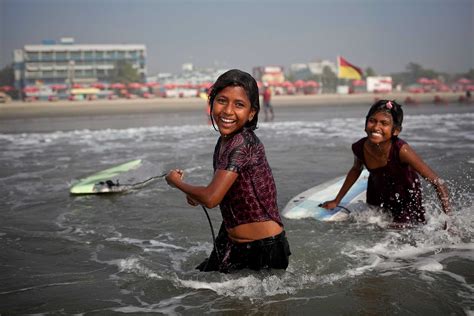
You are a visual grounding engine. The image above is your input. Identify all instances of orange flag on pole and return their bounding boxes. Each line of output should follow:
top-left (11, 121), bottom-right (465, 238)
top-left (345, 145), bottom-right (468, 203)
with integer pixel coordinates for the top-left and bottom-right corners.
top-left (338, 56), bottom-right (363, 80)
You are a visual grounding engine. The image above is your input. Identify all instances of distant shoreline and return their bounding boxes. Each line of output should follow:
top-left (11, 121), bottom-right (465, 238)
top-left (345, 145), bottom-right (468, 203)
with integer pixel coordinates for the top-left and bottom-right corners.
top-left (0, 92), bottom-right (466, 119)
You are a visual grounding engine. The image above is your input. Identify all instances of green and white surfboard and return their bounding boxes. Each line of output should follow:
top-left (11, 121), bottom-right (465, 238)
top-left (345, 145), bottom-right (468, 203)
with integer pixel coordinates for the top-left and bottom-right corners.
top-left (70, 159), bottom-right (162, 194)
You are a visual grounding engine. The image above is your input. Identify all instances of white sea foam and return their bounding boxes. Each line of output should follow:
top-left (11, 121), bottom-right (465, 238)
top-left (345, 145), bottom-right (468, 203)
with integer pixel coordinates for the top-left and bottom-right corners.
top-left (177, 274), bottom-right (296, 297)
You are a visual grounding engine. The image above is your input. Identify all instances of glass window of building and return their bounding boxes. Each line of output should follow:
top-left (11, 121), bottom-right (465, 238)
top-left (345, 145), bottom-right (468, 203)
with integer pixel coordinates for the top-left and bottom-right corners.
top-left (56, 51), bottom-right (67, 60)
top-left (42, 70), bottom-right (54, 78)
top-left (57, 70), bottom-right (67, 77)
top-left (70, 51), bottom-right (82, 60)
top-left (42, 52), bottom-right (53, 60)
top-left (26, 52), bottom-right (40, 61)
top-left (96, 51), bottom-right (104, 59)
top-left (84, 51), bottom-right (94, 59)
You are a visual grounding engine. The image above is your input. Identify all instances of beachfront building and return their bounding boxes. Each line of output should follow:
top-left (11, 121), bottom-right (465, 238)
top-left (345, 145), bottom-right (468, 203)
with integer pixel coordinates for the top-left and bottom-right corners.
top-left (13, 38), bottom-right (147, 90)
top-left (289, 59), bottom-right (337, 81)
top-left (252, 66), bottom-right (285, 84)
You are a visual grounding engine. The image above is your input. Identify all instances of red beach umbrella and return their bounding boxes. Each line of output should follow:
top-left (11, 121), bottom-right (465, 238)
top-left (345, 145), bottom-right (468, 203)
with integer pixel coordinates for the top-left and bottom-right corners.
top-left (417, 77), bottom-right (431, 85)
top-left (305, 80), bottom-right (320, 87)
top-left (144, 82), bottom-right (159, 87)
top-left (457, 78), bottom-right (471, 85)
top-left (23, 86), bottom-right (39, 92)
top-left (110, 83), bottom-right (126, 89)
top-left (51, 84), bottom-right (68, 90)
top-left (91, 83), bottom-right (108, 89)
top-left (0, 85), bottom-right (14, 92)
top-left (294, 80), bottom-right (306, 88)
top-left (128, 82), bottom-right (142, 89)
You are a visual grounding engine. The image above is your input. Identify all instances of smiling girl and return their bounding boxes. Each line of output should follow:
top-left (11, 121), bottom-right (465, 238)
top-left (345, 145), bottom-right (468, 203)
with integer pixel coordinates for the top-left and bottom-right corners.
top-left (321, 100), bottom-right (451, 227)
top-left (166, 69), bottom-right (290, 272)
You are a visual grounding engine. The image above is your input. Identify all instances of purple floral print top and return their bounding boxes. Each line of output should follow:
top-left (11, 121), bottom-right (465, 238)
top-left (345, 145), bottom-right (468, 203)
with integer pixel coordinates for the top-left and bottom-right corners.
top-left (352, 137), bottom-right (425, 223)
top-left (213, 128), bottom-right (282, 229)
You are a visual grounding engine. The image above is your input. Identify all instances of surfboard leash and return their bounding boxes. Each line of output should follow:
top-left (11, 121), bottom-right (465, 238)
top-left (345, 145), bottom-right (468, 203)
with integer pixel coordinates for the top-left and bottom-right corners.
top-left (201, 205), bottom-right (221, 265)
top-left (318, 203), bottom-right (352, 214)
top-left (98, 173), bottom-right (168, 189)
top-left (337, 205), bottom-right (352, 213)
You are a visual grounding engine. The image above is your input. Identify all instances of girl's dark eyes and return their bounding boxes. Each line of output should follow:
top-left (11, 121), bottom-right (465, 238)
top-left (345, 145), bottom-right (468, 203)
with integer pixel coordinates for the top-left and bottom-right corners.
top-left (368, 118), bottom-right (391, 125)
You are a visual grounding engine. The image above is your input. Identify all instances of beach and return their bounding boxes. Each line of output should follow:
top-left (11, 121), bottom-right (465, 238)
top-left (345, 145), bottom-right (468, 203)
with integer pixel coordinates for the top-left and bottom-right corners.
top-left (0, 96), bottom-right (473, 315)
top-left (0, 91), bottom-right (465, 119)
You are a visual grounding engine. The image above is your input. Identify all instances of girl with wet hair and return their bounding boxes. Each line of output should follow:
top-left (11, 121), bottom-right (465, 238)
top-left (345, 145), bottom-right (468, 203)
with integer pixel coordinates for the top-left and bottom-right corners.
top-left (166, 69), bottom-right (290, 272)
top-left (322, 100), bottom-right (451, 228)
top-left (207, 69), bottom-right (260, 131)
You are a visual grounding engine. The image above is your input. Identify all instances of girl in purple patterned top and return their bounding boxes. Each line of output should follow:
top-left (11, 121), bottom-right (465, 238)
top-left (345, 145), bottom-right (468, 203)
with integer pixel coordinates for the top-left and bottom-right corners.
top-left (321, 100), bottom-right (451, 228)
top-left (166, 69), bottom-right (290, 272)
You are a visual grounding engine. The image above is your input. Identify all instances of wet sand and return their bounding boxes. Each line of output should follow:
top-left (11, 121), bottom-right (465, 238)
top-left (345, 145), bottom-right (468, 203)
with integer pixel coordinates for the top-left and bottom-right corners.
top-left (0, 92), bottom-right (464, 119)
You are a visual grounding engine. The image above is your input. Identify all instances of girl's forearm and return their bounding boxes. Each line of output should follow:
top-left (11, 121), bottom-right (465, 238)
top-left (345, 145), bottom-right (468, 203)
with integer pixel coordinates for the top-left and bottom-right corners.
top-left (334, 167), bottom-right (362, 204)
top-left (431, 178), bottom-right (451, 214)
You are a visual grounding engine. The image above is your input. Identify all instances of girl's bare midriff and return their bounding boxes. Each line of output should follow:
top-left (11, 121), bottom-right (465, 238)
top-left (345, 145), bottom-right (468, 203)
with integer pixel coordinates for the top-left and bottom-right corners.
top-left (227, 220), bottom-right (282, 243)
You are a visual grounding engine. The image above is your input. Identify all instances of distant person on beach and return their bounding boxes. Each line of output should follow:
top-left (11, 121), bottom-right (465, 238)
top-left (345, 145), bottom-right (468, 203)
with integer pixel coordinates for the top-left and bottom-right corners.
top-left (262, 84), bottom-right (274, 121)
top-left (166, 69), bottom-right (291, 273)
top-left (321, 100), bottom-right (451, 228)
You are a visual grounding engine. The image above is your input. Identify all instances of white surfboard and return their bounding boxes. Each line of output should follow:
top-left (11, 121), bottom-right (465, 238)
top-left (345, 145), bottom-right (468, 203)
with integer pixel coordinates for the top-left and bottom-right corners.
top-left (282, 169), bottom-right (369, 221)
top-left (70, 159), bottom-right (164, 195)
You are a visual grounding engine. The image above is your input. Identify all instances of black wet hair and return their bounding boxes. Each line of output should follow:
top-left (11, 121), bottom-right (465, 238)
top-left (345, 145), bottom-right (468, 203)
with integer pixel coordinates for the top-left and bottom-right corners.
top-left (365, 99), bottom-right (404, 132)
top-left (208, 69), bottom-right (260, 131)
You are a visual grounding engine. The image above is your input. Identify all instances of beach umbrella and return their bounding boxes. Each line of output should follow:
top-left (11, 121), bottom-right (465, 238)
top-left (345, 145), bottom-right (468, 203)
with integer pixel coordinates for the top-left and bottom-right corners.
top-left (144, 82), bottom-right (159, 87)
top-left (0, 85), bottom-right (14, 92)
top-left (128, 83), bottom-right (140, 89)
top-left (294, 80), bottom-right (306, 88)
top-left (164, 83), bottom-right (176, 89)
top-left (51, 84), bottom-right (68, 90)
top-left (91, 83), bottom-right (108, 89)
top-left (457, 78), bottom-right (471, 85)
top-left (417, 77), bottom-right (431, 85)
top-left (110, 83), bottom-right (126, 89)
top-left (128, 82), bottom-right (142, 89)
top-left (179, 83), bottom-right (193, 88)
top-left (436, 84), bottom-right (451, 92)
top-left (305, 80), bottom-right (320, 87)
top-left (23, 86), bottom-right (39, 92)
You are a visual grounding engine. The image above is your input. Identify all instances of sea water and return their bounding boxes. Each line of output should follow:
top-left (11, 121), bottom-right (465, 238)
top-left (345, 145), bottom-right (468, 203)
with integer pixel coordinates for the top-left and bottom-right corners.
top-left (0, 103), bottom-right (472, 314)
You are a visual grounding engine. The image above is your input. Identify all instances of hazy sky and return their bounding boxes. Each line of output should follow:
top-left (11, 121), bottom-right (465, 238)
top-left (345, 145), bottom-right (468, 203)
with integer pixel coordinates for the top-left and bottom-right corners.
top-left (1, 0), bottom-right (473, 76)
